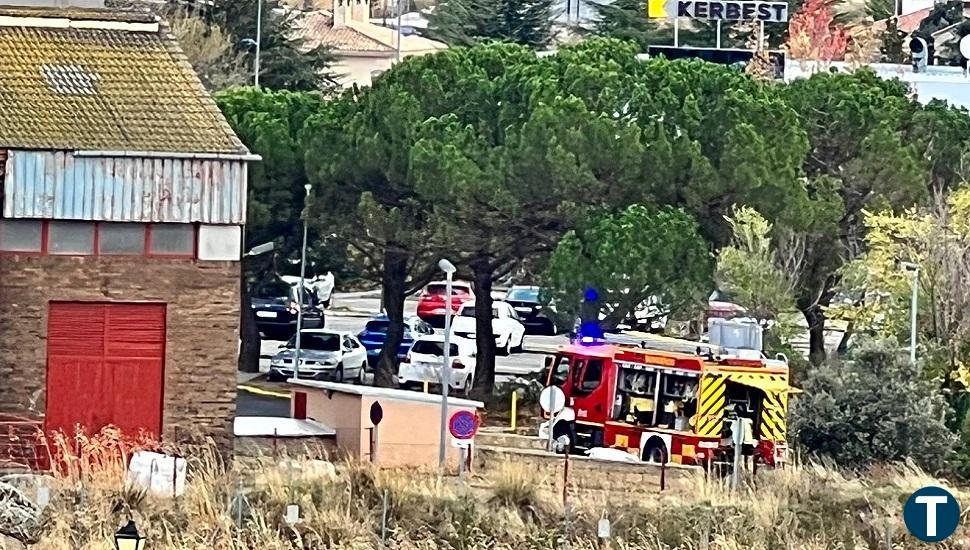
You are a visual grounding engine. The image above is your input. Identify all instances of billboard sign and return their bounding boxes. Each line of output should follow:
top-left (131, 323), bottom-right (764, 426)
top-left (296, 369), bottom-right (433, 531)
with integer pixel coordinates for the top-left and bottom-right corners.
top-left (648, 0), bottom-right (789, 21)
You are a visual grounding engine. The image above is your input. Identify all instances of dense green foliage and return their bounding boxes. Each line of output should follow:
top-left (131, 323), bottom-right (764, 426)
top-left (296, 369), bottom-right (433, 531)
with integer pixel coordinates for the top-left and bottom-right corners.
top-left (542, 206), bottom-right (712, 329)
top-left (791, 339), bottom-right (955, 471)
top-left (221, 38), bottom-right (970, 407)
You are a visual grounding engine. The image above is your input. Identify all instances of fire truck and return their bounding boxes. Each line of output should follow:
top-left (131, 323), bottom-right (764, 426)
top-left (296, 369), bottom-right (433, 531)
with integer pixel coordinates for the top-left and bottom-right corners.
top-left (542, 320), bottom-right (793, 468)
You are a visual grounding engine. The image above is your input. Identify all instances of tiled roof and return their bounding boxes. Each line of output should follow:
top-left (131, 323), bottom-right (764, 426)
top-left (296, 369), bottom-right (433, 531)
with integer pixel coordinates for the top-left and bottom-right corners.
top-left (291, 10), bottom-right (446, 54)
top-left (292, 10), bottom-right (392, 52)
top-left (0, 7), bottom-right (247, 154)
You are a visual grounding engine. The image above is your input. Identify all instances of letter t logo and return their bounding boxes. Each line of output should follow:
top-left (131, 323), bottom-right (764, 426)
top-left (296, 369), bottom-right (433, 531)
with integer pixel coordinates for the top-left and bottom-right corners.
top-left (916, 495), bottom-right (949, 537)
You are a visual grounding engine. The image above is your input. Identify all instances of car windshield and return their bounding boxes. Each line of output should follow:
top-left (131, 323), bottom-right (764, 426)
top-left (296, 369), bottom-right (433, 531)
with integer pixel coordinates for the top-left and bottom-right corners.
top-left (412, 340), bottom-right (459, 356)
top-left (461, 307), bottom-right (498, 318)
top-left (364, 320), bottom-right (390, 333)
top-left (507, 288), bottom-right (539, 302)
top-left (285, 333), bottom-right (340, 351)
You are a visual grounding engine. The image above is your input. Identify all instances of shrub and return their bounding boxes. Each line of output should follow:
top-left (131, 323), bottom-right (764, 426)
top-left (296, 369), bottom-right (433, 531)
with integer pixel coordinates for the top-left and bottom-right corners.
top-left (790, 338), bottom-right (955, 471)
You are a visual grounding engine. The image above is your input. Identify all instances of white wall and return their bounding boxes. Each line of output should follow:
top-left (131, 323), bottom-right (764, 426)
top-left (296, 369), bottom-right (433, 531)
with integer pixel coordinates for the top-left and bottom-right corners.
top-left (785, 61), bottom-right (970, 111)
top-left (333, 56), bottom-right (395, 88)
top-left (198, 225), bottom-right (242, 261)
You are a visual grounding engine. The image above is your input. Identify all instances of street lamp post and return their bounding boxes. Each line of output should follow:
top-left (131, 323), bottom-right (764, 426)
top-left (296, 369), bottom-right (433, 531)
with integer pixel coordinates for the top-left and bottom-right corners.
top-left (437, 258), bottom-right (456, 471)
top-left (901, 261), bottom-right (920, 365)
top-left (293, 184), bottom-right (313, 380)
top-left (255, 0), bottom-right (263, 88)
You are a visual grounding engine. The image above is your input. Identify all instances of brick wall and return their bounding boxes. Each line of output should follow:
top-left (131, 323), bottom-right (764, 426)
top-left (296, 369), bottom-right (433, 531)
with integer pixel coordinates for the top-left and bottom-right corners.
top-left (0, 255), bottom-right (239, 447)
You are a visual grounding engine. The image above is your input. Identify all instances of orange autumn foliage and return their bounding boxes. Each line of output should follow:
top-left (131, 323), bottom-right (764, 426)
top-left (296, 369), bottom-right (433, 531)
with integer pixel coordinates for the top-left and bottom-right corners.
top-left (786, 0), bottom-right (850, 60)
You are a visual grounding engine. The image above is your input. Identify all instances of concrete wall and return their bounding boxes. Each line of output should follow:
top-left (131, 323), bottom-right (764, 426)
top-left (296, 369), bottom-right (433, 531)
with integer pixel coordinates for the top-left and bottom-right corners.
top-left (299, 387), bottom-right (477, 467)
top-left (0, 255), bottom-right (239, 447)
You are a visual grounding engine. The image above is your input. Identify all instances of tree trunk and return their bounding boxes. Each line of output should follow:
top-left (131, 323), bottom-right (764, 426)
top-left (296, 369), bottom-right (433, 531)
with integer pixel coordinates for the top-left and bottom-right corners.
top-left (375, 247), bottom-right (408, 388)
top-left (238, 263), bottom-right (262, 373)
top-left (471, 261), bottom-right (496, 398)
top-left (802, 304), bottom-right (827, 366)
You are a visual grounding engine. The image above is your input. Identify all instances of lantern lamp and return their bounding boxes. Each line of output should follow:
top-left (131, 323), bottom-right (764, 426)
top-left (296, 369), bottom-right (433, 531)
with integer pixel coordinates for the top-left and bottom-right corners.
top-left (114, 519), bottom-right (146, 550)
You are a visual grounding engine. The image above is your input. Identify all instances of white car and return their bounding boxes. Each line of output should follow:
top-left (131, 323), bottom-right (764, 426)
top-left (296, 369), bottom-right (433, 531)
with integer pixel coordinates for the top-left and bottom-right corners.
top-left (451, 301), bottom-right (526, 355)
top-left (268, 329), bottom-right (367, 383)
top-left (398, 335), bottom-right (476, 395)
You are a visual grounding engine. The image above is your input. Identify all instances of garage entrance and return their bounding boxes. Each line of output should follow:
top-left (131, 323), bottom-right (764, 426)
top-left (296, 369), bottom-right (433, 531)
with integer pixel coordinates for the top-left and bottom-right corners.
top-left (46, 302), bottom-right (166, 438)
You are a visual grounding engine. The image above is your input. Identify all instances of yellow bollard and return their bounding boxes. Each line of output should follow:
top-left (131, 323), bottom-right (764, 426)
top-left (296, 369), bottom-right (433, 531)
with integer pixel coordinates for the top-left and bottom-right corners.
top-left (423, 380), bottom-right (429, 393)
top-left (510, 391), bottom-right (518, 432)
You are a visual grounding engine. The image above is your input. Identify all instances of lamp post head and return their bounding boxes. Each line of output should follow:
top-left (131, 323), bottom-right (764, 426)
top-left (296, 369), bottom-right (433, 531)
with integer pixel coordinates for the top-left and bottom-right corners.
top-left (899, 261), bottom-right (920, 272)
top-left (438, 259), bottom-right (456, 274)
top-left (114, 519), bottom-right (146, 550)
top-left (304, 184), bottom-right (312, 196)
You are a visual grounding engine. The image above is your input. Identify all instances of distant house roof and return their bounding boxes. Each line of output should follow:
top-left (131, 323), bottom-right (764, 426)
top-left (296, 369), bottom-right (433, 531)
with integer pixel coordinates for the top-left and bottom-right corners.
top-left (0, 7), bottom-right (247, 155)
top-left (291, 9), bottom-right (446, 55)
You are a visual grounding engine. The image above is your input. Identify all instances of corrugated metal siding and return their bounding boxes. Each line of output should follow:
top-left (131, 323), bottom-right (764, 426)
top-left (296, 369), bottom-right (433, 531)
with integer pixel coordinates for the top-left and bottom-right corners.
top-left (3, 150), bottom-right (247, 224)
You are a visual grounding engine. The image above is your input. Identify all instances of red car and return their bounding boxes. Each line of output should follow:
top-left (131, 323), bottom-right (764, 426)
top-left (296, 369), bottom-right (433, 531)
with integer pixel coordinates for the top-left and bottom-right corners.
top-left (416, 281), bottom-right (475, 328)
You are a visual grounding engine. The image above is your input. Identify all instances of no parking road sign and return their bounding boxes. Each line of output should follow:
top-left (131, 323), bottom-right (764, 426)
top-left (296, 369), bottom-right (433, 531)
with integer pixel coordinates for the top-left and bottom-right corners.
top-left (449, 410), bottom-right (480, 440)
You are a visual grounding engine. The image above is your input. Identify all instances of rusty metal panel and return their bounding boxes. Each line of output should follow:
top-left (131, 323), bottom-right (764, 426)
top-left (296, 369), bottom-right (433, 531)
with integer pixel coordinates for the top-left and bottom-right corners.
top-left (2, 150), bottom-right (248, 224)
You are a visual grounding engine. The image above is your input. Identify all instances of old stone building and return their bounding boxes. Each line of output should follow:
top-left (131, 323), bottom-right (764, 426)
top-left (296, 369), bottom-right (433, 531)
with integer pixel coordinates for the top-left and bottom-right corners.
top-left (0, 3), bottom-right (254, 456)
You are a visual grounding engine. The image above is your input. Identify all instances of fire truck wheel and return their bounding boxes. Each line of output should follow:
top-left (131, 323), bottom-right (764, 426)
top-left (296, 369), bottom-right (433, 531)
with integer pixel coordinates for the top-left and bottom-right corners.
top-left (642, 437), bottom-right (668, 464)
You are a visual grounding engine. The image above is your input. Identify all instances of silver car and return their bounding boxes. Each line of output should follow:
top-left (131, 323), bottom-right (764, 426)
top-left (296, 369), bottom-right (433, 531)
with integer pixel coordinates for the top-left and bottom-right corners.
top-left (268, 329), bottom-right (368, 383)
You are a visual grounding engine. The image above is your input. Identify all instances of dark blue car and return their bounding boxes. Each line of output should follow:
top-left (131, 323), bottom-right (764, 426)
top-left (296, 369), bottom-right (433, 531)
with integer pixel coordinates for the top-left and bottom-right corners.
top-left (358, 315), bottom-right (435, 367)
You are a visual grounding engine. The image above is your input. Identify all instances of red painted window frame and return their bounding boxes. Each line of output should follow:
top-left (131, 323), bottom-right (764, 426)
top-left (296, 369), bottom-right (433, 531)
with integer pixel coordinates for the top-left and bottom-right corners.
top-left (0, 219), bottom-right (198, 259)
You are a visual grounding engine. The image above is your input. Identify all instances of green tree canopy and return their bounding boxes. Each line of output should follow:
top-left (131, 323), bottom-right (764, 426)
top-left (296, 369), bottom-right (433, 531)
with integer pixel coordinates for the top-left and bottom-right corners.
top-left (541, 205), bottom-right (713, 330)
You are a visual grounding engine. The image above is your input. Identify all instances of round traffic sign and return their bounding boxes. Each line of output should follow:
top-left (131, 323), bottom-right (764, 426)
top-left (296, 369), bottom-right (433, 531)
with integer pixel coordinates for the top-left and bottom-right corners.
top-left (960, 35), bottom-right (970, 59)
top-left (448, 410), bottom-right (480, 440)
top-left (539, 386), bottom-right (566, 414)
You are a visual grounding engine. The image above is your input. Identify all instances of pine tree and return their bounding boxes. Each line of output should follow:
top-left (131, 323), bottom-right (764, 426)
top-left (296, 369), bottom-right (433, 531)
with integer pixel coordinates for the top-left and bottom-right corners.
top-left (590, 0), bottom-right (671, 50)
top-left (426, 0), bottom-right (554, 48)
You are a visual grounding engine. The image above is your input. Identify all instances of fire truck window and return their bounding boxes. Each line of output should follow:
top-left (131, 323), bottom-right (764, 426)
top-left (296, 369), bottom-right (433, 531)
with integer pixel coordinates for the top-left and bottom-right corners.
top-left (574, 359), bottom-right (604, 394)
top-left (551, 356), bottom-right (570, 387)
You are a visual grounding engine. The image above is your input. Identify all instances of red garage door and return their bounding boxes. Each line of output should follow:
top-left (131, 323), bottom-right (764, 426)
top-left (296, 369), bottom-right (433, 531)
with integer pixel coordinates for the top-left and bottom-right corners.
top-left (46, 303), bottom-right (166, 438)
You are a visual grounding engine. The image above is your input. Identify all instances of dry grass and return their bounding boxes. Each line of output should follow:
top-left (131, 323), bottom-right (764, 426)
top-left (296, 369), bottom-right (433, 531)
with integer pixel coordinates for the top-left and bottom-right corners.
top-left (5, 429), bottom-right (970, 549)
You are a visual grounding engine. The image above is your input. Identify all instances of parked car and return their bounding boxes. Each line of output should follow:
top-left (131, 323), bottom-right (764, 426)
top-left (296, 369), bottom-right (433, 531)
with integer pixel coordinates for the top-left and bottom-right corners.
top-left (708, 290), bottom-right (747, 320)
top-left (416, 281), bottom-right (475, 327)
top-left (504, 285), bottom-right (558, 335)
top-left (268, 329), bottom-right (367, 383)
top-left (357, 314), bottom-right (435, 367)
top-left (398, 334), bottom-right (476, 395)
top-left (451, 301), bottom-right (526, 355)
top-left (250, 279), bottom-right (324, 340)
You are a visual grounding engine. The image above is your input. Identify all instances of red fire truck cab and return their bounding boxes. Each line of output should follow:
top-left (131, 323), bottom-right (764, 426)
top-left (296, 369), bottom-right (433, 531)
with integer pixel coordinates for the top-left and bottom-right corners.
top-left (543, 340), bottom-right (792, 467)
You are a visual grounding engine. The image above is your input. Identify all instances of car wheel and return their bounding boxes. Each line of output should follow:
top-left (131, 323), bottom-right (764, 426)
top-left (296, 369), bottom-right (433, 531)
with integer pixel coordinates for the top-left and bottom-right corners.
top-left (267, 371), bottom-right (282, 382)
top-left (461, 376), bottom-right (472, 397)
top-left (642, 437), bottom-right (668, 464)
top-left (357, 363), bottom-right (367, 385)
top-left (336, 363), bottom-right (345, 383)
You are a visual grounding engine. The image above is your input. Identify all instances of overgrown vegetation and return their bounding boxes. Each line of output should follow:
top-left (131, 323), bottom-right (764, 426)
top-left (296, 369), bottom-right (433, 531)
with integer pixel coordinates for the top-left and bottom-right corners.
top-left (11, 429), bottom-right (970, 549)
